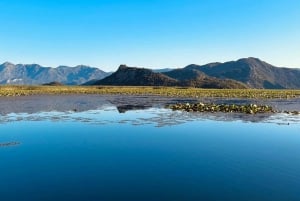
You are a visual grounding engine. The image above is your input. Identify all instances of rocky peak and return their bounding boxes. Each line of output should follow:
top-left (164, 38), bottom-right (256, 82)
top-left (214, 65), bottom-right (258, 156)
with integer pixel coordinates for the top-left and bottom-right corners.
top-left (118, 64), bottom-right (129, 70)
top-left (1, 62), bottom-right (15, 67)
top-left (237, 57), bottom-right (266, 65)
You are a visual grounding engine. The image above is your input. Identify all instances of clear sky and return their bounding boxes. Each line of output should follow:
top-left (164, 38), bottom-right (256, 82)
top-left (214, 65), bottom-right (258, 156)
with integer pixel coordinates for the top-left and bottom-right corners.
top-left (0, 0), bottom-right (299, 71)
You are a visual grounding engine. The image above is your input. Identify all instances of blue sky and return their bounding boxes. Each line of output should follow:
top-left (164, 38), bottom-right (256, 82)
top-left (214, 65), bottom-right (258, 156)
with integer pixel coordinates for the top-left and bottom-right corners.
top-left (0, 0), bottom-right (299, 71)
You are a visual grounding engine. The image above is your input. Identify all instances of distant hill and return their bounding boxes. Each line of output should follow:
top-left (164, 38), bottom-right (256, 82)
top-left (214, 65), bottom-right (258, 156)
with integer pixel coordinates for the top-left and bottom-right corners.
top-left (175, 58), bottom-right (300, 89)
top-left (42, 81), bottom-right (64, 86)
top-left (91, 65), bottom-right (247, 89)
top-left (0, 62), bottom-right (109, 85)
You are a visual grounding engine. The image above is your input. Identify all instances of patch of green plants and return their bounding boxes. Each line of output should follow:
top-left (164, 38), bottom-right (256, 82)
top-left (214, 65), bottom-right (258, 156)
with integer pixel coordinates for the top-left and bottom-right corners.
top-left (169, 103), bottom-right (275, 114)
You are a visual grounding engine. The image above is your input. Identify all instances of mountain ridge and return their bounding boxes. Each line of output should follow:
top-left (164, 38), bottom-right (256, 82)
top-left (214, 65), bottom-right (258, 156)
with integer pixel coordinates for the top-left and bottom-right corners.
top-left (0, 62), bottom-right (110, 85)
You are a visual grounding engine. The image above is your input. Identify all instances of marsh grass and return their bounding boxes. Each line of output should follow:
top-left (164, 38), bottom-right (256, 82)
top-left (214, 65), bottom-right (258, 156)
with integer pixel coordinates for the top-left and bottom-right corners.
top-left (1, 85), bottom-right (300, 99)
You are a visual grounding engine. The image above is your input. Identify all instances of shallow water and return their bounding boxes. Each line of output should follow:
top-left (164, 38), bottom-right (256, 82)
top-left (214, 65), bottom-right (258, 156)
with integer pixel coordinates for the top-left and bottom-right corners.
top-left (1, 95), bottom-right (300, 201)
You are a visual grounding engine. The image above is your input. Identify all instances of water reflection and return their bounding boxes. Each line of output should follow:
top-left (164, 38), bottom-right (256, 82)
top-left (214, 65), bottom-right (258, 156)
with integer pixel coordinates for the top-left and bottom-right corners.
top-left (1, 107), bottom-right (299, 128)
top-left (1, 95), bottom-right (300, 201)
top-left (0, 95), bottom-right (299, 126)
top-left (0, 95), bottom-right (196, 115)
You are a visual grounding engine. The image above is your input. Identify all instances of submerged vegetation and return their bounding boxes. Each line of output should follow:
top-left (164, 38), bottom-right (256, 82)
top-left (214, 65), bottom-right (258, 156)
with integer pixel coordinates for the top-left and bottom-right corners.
top-left (169, 102), bottom-right (300, 115)
top-left (1, 86), bottom-right (300, 99)
top-left (169, 103), bottom-right (275, 114)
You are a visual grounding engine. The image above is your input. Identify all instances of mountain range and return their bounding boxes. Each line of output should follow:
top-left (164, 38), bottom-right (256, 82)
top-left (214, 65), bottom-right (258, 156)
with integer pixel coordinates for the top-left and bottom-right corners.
top-left (1, 58), bottom-right (300, 89)
top-left (0, 62), bottom-right (109, 85)
top-left (92, 58), bottom-right (300, 89)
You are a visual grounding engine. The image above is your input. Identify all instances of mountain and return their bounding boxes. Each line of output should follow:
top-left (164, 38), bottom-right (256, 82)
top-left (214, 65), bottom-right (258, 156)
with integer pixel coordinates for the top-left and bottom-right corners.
top-left (174, 58), bottom-right (300, 89)
top-left (0, 62), bottom-right (109, 85)
top-left (91, 58), bottom-right (300, 89)
top-left (93, 65), bottom-right (178, 86)
top-left (91, 65), bottom-right (247, 89)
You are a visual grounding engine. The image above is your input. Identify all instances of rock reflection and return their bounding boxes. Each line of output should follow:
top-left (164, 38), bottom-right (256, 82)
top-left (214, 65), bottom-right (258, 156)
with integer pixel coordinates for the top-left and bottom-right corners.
top-left (0, 142), bottom-right (21, 147)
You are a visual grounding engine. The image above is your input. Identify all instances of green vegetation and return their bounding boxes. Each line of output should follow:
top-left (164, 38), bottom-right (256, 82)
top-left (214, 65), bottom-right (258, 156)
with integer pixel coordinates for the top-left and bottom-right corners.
top-left (169, 103), bottom-right (275, 114)
top-left (1, 86), bottom-right (300, 99)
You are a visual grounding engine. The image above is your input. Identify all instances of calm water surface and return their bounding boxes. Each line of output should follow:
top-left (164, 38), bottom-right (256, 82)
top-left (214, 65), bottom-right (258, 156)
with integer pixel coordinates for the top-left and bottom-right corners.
top-left (1, 95), bottom-right (300, 201)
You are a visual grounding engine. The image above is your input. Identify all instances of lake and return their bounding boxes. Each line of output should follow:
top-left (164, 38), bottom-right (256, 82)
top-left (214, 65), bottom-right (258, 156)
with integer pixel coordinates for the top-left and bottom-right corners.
top-left (1, 95), bottom-right (300, 201)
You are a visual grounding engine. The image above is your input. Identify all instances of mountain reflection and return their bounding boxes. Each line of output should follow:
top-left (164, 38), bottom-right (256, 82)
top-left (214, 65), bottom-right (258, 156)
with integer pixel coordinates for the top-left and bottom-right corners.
top-left (117, 105), bottom-right (152, 113)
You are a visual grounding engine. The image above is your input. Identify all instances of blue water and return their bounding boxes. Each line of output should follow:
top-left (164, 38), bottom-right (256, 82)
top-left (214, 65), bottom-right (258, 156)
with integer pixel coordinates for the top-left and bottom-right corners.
top-left (1, 106), bottom-right (300, 201)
